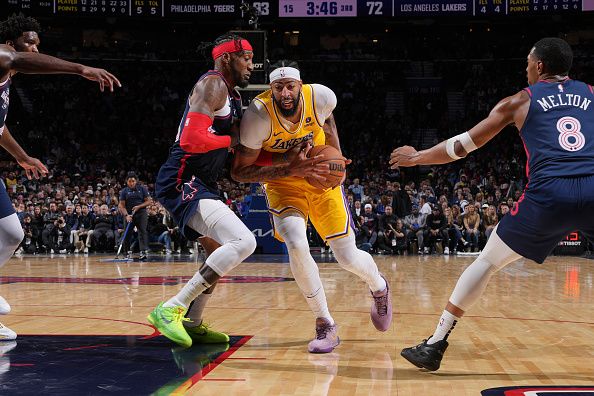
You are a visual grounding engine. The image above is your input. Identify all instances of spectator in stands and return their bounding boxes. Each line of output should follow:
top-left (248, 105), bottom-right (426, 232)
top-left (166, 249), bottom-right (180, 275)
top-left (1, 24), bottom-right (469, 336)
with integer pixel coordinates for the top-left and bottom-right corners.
top-left (147, 204), bottom-right (170, 254)
top-left (377, 205), bottom-right (399, 254)
top-left (444, 206), bottom-right (462, 254)
top-left (91, 205), bottom-right (116, 252)
top-left (419, 195), bottom-right (432, 216)
top-left (498, 202), bottom-right (510, 219)
top-left (348, 178), bottom-right (364, 202)
top-left (5, 172), bottom-right (17, 193)
top-left (404, 204), bottom-right (426, 254)
top-left (360, 203), bottom-right (378, 251)
top-left (463, 202), bottom-right (481, 252)
top-left (424, 205), bottom-right (449, 254)
top-left (352, 200), bottom-right (363, 219)
top-left (77, 205), bottom-right (95, 253)
top-left (163, 210), bottom-right (186, 254)
top-left (393, 219), bottom-right (408, 255)
top-left (49, 216), bottom-right (74, 254)
top-left (41, 202), bottom-right (61, 252)
top-left (19, 214), bottom-right (36, 254)
top-left (483, 204), bottom-right (499, 240)
top-left (391, 181), bottom-right (410, 218)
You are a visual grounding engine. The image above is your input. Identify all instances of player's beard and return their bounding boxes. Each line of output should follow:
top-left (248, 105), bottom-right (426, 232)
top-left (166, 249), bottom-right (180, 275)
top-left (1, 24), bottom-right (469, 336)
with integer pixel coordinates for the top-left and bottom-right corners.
top-left (232, 67), bottom-right (250, 88)
top-left (273, 91), bottom-right (300, 117)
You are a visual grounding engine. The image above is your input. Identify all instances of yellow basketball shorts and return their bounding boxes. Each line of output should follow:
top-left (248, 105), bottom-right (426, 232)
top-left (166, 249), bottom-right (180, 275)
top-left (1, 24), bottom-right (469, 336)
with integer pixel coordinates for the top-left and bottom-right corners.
top-left (262, 181), bottom-right (353, 242)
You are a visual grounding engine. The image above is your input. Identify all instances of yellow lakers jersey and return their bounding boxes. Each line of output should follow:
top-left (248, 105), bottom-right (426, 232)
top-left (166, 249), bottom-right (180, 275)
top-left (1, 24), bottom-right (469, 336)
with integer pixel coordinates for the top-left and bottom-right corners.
top-left (254, 84), bottom-right (326, 154)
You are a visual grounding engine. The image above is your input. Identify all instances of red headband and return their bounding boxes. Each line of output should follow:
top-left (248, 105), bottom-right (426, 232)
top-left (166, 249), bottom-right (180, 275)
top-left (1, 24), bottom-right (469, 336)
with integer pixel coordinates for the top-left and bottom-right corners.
top-left (212, 39), bottom-right (253, 60)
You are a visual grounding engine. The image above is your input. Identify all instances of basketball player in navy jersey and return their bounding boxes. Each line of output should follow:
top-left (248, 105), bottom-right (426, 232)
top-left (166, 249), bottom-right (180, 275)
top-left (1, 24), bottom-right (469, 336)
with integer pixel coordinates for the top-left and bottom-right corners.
top-left (147, 33), bottom-right (260, 348)
top-left (390, 38), bottom-right (594, 371)
top-left (0, 14), bottom-right (120, 340)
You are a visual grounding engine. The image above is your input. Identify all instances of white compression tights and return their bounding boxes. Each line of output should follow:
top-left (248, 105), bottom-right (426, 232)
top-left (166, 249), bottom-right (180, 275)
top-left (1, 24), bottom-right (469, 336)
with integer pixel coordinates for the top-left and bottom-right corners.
top-left (274, 215), bottom-right (387, 321)
top-left (0, 214), bottom-right (24, 270)
top-left (167, 199), bottom-right (256, 308)
top-left (449, 224), bottom-right (522, 312)
top-left (274, 215), bottom-right (333, 322)
top-left (327, 233), bottom-right (386, 293)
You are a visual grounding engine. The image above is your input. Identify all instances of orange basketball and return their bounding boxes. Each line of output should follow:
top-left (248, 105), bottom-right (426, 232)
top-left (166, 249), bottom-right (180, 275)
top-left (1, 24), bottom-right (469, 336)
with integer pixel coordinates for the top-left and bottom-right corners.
top-left (304, 145), bottom-right (346, 189)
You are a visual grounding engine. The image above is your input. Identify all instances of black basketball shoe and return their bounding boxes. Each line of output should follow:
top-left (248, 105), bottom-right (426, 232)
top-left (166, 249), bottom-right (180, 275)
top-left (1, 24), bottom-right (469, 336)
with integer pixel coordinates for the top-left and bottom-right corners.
top-left (401, 338), bottom-right (449, 371)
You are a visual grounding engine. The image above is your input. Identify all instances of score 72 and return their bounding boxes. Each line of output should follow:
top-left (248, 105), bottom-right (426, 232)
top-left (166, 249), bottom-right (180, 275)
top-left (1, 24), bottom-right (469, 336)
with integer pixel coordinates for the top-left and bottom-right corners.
top-left (366, 1), bottom-right (383, 15)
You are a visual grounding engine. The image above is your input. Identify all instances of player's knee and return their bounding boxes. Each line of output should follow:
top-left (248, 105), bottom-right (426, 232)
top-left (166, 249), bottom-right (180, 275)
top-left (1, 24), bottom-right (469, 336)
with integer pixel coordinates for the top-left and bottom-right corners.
top-left (239, 232), bottom-right (257, 258)
top-left (283, 235), bottom-right (309, 252)
top-left (6, 227), bottom-right (24, 248)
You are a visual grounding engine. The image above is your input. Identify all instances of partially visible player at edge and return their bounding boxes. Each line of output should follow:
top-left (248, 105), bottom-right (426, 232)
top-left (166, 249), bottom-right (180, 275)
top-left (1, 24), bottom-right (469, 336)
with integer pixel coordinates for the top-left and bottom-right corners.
top-left (390, 38), bottom-right (594, 371)
top-left (0, 13), bottom-right (120, 341)
top-left (148, 34), bottom-right (270, 348)
top-left (232, 61), bottom-right (392, 354)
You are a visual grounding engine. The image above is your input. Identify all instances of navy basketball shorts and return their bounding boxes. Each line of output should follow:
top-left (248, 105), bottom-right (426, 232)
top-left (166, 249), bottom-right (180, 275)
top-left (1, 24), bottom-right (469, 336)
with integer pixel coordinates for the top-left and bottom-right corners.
top-left (0, 180), bottom-right (15, 219)
top-left (497, 175), bottom-right (594, 264)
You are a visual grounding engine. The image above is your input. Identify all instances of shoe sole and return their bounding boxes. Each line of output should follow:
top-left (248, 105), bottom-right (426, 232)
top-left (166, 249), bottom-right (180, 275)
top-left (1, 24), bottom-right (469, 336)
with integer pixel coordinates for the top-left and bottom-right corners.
top-left (400, 350), bottom-right (439, 371)
top-left (147, 313), bottom-right (192, 348)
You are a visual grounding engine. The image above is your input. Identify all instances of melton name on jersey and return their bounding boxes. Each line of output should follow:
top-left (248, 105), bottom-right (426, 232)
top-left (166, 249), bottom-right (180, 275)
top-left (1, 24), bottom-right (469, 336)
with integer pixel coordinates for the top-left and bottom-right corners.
top-left (521, 79), bottom-right (594, 182)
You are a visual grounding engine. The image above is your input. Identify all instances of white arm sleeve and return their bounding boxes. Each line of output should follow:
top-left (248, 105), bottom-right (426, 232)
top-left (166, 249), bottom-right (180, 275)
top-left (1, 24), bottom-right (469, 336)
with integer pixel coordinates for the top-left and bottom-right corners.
top-left (239, 100), bottom-right (272, 150)
top-left (311, 84), bottom-right (337, 124)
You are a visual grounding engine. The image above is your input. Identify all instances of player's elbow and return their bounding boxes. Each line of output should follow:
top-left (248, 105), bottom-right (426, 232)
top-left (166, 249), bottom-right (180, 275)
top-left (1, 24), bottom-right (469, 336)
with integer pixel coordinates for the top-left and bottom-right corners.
top-left (0, 50), bottom-right (16, 73)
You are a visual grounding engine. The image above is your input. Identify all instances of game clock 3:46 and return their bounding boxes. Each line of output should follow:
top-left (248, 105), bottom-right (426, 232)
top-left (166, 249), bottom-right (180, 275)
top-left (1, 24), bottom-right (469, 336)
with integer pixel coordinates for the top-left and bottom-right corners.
top-left (280, 0), bottom-right (357, 17)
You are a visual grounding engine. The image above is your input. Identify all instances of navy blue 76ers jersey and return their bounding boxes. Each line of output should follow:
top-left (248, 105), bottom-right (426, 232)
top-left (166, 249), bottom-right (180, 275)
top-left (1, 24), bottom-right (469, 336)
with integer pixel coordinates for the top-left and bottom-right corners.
top-left (161, 70), bottom-right (242, 191)
top-left (521, 79), bottom-right (594, 182)
top-left (0, 77), bottom-right (10, 135)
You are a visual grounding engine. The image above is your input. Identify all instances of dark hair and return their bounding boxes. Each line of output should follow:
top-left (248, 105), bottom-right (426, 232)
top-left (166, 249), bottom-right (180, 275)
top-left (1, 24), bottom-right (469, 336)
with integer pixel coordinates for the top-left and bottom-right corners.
top-left (270, 59), bottom-right (299, 70)
top-left (197, 32), bottom-right (247, 58)
top-left (0, 13), bottom-right (41, 43)
top-left (531, 37), bottom-right (573, 76)
top-left (126, 172), bottom-right (137, 180)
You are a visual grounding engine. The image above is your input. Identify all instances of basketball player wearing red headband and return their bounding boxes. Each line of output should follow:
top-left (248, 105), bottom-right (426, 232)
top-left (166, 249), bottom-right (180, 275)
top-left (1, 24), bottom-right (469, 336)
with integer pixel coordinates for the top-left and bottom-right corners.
top-left (147, 33), bottom-right (258, 348)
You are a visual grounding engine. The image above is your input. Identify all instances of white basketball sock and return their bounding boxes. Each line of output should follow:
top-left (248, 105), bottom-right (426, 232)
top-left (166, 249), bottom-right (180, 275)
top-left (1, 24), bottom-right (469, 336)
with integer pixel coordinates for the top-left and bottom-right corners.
top-left (427, 310), bottom-right (460, 345)
top-left (165, 272), bottom-right (211, 308)
top-left (328, 233), bottom-right (386, 292)
top-left (274, 215), bottom-right (334, 325)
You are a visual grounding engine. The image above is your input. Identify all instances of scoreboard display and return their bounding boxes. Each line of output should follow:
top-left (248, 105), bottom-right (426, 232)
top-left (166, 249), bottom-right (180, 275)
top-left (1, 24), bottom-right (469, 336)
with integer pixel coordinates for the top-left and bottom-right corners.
top-left (280, 0), bottom-right (585, 17)
top-left (6, 0), bottom-right (593, 18)
top-left (6, 0), bottom-right (269, 17)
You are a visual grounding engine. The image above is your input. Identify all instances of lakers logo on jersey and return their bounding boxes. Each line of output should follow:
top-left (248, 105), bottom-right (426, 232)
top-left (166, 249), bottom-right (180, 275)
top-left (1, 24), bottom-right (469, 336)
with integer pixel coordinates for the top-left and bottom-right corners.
top-left (269, 132), bottom-right (314, 150)
top-left (255, 84), bottom-right (325, 153)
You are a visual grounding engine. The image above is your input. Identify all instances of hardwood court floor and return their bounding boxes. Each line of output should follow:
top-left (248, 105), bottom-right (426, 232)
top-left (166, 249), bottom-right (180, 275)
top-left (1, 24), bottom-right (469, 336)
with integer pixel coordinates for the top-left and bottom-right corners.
top-left (1, 253), bottom-right (593, 395)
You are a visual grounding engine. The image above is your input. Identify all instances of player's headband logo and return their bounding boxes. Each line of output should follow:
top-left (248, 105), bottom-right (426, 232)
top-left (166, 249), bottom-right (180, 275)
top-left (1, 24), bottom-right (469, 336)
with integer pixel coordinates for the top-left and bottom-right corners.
top-left (269, 67), bottom-right (301, 83)
top-left (212, 39), bottom-right (253, 60)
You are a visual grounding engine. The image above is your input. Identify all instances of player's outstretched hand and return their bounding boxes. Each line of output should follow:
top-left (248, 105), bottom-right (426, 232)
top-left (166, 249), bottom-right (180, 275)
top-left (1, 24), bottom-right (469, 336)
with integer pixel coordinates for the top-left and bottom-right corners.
top-left (81, 66), bottom-right (122, 92)
top-left (389, 146), bottom-right (419, 169)
top-left (18, 156), bottom-right (48, 179)
top-left (288, 142), bottom-right (330, 181)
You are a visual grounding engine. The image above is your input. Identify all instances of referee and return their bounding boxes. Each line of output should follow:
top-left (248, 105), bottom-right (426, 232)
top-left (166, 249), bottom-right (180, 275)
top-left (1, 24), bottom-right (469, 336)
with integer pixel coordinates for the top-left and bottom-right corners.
top-left (118, 173), bottom-right (151, 260)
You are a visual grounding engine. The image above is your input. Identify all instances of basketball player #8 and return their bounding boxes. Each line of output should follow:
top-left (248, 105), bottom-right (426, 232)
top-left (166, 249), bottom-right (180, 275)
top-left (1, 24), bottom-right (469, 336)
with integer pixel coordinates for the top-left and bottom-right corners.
top-left (557, 116), bottom-right (585, 151)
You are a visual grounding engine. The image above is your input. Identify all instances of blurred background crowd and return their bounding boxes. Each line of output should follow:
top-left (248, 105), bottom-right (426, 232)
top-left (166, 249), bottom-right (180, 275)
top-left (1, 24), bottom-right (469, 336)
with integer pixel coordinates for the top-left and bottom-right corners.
top-left (4, 15), bottom-right (594, 255)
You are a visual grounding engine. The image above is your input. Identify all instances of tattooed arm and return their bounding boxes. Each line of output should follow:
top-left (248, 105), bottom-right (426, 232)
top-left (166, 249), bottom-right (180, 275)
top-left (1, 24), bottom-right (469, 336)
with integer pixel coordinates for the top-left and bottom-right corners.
top-left (231, 143), bottom-right (329, 183)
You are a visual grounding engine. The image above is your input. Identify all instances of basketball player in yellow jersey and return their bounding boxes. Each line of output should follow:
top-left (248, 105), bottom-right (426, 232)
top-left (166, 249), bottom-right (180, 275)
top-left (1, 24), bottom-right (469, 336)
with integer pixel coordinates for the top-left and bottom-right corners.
top-left (232, 61), bottom-right (392, 353)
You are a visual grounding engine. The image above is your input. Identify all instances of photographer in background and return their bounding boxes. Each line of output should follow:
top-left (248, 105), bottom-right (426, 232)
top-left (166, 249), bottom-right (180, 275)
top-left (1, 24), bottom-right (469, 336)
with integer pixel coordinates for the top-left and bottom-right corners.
top-left (49, 216), bottom-right (74, 254)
